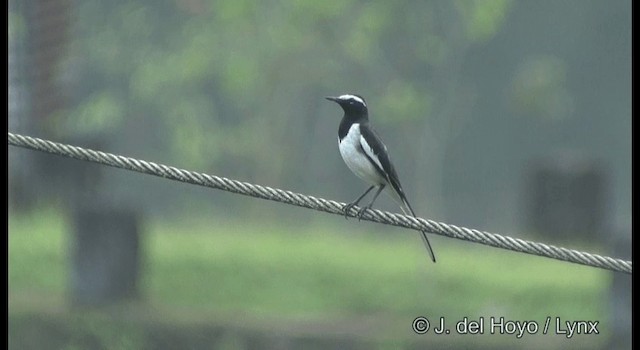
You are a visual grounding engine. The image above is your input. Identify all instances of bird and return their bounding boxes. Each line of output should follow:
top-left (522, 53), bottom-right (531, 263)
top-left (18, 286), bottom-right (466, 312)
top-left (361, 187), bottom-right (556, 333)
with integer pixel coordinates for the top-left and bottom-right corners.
top-left (326, 94), bottom-right (436, 263)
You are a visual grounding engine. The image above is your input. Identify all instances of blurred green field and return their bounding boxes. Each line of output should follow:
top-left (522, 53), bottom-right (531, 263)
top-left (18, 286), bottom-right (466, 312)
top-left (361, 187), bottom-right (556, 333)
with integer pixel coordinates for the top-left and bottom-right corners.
top-left (9, 206), bottom-right (611, 348)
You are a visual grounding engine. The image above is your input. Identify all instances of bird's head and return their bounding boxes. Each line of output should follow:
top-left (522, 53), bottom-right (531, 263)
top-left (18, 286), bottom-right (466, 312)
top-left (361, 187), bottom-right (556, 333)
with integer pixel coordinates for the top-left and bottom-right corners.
top-left (325, 94), bottom-right (368, 115)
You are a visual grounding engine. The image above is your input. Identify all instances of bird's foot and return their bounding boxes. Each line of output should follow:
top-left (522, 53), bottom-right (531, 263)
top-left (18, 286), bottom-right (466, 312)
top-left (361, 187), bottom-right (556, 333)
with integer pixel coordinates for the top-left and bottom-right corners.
top-left (356, 205), bottom-right (371, 221)
top-left (343, 202), bottom-right (358, 219)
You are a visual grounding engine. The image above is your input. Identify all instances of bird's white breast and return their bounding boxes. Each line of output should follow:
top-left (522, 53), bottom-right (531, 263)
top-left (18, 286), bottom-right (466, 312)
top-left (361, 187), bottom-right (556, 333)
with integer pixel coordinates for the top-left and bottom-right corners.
top-left (339, 123), bottom-right (385, 186)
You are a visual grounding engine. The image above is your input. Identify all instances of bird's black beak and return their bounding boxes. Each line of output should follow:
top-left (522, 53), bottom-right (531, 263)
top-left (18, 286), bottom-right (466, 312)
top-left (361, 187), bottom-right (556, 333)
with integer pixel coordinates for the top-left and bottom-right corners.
top-left (325, 96), bottom-right (340, 103)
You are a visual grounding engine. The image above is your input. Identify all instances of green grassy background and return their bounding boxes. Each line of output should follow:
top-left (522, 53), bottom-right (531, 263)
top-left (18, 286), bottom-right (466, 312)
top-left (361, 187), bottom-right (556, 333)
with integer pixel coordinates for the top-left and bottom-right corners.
top-left (8, 206), bottom-right (611, 349)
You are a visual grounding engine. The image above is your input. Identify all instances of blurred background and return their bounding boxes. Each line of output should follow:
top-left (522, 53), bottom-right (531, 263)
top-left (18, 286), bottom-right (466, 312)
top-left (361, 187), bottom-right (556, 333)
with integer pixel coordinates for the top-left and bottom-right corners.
top-left (8, 0), bottom-right (631, 349)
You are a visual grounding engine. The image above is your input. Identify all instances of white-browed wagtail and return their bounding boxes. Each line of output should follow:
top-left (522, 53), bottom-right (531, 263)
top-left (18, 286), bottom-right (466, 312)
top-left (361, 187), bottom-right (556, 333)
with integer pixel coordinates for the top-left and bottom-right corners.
top-left (326, 94), bottom-right (436, 263)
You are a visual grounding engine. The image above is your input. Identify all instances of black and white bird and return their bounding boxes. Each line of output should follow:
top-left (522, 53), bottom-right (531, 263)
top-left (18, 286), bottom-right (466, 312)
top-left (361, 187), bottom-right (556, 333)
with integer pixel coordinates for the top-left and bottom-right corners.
top-left (326, 94), bottom-right (436, 263)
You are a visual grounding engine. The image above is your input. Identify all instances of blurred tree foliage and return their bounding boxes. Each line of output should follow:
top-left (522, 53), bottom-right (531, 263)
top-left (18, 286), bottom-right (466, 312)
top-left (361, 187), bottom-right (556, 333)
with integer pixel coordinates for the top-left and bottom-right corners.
top-left (54, 0), bottom-right (511, 214)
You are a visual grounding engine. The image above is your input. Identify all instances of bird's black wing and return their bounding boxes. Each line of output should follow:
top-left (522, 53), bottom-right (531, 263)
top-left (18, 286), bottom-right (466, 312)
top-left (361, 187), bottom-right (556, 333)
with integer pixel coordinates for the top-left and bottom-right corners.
top-left (358, 123), bottom-right (406, 200)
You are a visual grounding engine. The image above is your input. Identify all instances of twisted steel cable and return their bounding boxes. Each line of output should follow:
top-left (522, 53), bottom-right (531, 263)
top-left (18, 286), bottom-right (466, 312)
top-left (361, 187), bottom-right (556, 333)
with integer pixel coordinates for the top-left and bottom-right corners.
top-left (8, 132), bottom-right (631, 274)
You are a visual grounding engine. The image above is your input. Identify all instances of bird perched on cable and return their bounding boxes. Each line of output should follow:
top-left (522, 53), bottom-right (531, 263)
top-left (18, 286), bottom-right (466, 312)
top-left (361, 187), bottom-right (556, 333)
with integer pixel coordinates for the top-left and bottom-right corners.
top-left (326, 94), bottom-right (436, 263)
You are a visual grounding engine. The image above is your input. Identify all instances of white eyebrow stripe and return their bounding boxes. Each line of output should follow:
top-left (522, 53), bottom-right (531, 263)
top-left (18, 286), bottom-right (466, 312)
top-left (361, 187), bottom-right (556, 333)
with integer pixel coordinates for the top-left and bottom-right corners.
top-left (338, 94), bottom-right (366, 106)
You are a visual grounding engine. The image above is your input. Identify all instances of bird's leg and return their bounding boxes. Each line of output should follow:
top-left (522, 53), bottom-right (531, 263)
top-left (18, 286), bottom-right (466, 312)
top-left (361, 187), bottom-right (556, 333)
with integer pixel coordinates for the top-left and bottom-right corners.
top-left (343, 185), bottom-right (375, 219)
top-left (357, 185), bottom-right (385, 221)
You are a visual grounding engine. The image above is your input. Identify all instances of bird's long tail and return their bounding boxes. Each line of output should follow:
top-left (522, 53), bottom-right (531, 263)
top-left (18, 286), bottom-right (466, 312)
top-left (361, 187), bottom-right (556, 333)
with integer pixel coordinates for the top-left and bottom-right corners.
top-left (399, 198), bottom-right (437, 263)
